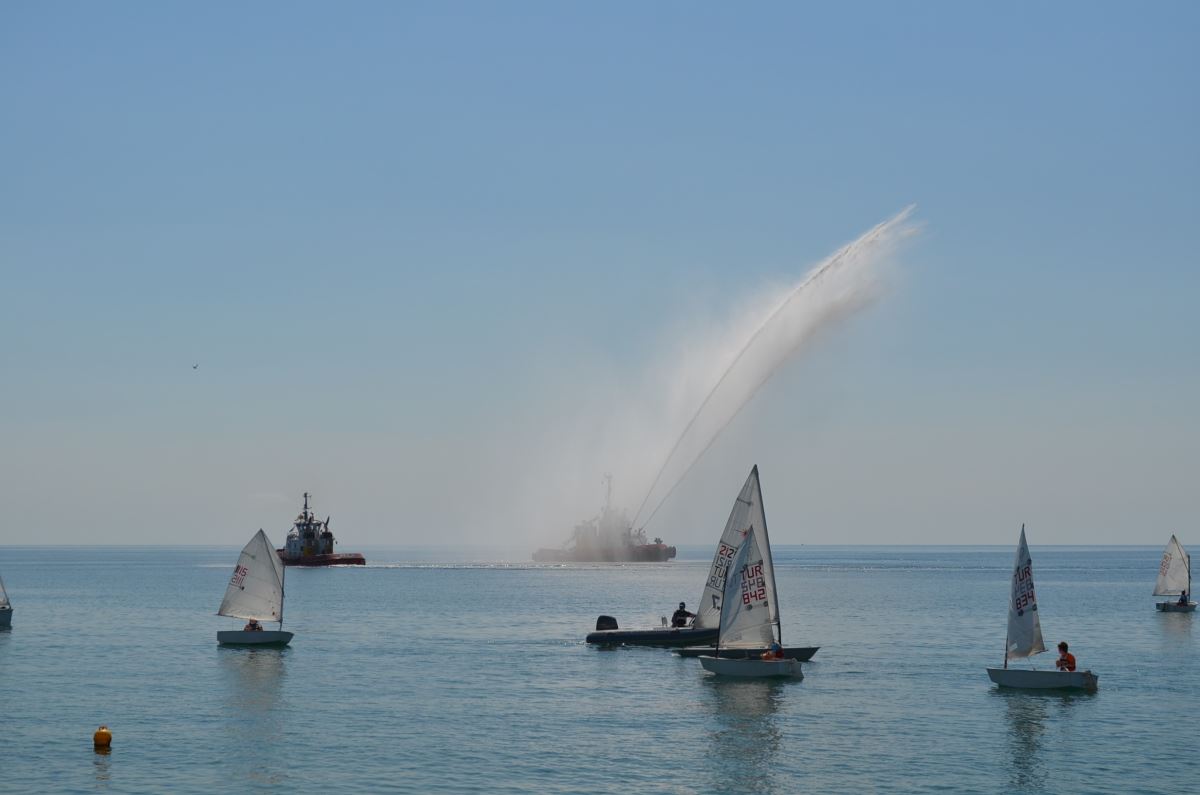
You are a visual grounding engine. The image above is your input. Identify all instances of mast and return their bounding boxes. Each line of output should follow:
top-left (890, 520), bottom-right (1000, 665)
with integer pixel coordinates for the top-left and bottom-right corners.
top-left (753, 465), bottom-right (782, 647)
top-left (714, 594), bottom-right (722, 660)
top-left (279, 548), bottom-right (286, 630)
top-left (1008, 525), bottom-right (1027, 667)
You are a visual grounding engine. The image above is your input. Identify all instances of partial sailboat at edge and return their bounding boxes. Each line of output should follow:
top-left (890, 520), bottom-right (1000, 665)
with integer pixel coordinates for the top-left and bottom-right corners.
top-left (698, 466), bottom-right (803, 679)
top-left (217, 529), bottom-right (293, 647)
top-left (0, 571), bottom-right (11, 630)
top-left (1154, 534), bottom-right (1196, 613)
top-left (985, 525), bottom-right (1097, 691)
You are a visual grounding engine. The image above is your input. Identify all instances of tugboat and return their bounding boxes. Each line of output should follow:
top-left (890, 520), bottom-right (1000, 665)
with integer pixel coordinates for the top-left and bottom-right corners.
top-left (275, 493), bottom-right (366, 567)
top-left (532, 475), bottom-right (676, 563)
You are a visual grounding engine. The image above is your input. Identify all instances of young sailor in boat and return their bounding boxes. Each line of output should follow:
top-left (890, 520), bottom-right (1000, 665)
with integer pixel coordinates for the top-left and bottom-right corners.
top-left (671, 602), bottom-right (696, 627)
top-left (760, 642), bottom-right (784, 660)
top-left (1179, 590), bottom-right (1190, 606)
top-left (1055, 641), bottom-right (1076, 672)
top-left (244, 619), bottom-right (264, 632)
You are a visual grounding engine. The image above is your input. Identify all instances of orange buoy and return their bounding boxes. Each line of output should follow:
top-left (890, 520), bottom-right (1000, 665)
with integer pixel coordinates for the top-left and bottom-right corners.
top-left (93, 725), bottom-right (112, 751)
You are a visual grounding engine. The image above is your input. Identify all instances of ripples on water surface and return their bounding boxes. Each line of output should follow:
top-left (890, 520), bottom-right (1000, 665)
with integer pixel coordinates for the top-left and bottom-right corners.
top-left (0, 545), bottom-right (1196, 793)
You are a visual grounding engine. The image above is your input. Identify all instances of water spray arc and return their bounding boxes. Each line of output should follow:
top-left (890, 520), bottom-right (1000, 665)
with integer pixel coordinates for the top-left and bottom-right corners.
top-left (629, 206), bottom-right (917, 532)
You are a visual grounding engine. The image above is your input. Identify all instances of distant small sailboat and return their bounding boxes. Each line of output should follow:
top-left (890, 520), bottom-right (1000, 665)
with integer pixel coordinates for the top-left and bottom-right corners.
top-left (0, 572), bottom-right (11, 630)
top-left (698, 467), bottom-right (802, 679)
top-left (986, 525), bottom-right (1097, 691)
top-left (1154, 534), bottom-right (1196, 613)
top-left (217, 529), bottom-right (293, 647)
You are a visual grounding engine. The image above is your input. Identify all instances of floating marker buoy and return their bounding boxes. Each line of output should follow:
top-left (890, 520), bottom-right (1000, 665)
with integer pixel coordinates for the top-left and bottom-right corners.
top-left (93, 725), bottom-right (112, 751)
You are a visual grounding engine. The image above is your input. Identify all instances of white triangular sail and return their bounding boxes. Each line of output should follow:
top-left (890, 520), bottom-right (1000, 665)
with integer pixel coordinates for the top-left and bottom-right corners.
top-left (695, 466), bottom-right (780, 635)
top-left (218, 530), bottom-right (285, 623)
top-left (1005, 526), bottom-right (1046, 662)
top-left (1153, 535), bottom-right (1191, 596)
top-left (717, 525), bottom-right (779, 649)
top-left (0, 573), bottom-right (9, 608)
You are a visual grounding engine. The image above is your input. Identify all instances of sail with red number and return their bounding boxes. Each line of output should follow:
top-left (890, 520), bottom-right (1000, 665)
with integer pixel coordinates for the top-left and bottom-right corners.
top-left (1004, 525), bottom-right (1046, 662)
top-left (694, 466), bottom-right (779, 639)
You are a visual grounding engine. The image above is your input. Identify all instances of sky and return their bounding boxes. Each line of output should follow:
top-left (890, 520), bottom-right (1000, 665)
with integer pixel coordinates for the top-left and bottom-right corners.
top-left (1, 1), bottom-right (1197, 548)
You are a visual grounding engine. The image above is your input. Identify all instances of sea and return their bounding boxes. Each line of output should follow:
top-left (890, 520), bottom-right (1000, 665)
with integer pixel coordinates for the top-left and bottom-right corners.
top-left (0, 545), bottom-right (1195, 794)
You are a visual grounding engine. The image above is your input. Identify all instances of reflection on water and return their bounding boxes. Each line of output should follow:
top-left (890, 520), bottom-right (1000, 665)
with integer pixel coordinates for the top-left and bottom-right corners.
top-left (92, 748), bottom-right (112, 786)
top-left (1158, 610), bottom-right (1193, 646)
top-left (218, 648), bottom-right (288, 787)
top-left (994, 689), bottom-right (1086, 793)
top-left (701, 677), bottom-right (790, 790)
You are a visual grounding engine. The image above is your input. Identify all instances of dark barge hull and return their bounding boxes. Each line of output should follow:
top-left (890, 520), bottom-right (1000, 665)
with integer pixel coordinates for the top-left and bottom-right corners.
top-left (585, 626), bottom-right (719, 647)
top-left (674, 645), bottom-right (820, 661)
top-left (534, 545), bottom-right (677, 563)
top-left (276, 550), bottom-right (366, 567)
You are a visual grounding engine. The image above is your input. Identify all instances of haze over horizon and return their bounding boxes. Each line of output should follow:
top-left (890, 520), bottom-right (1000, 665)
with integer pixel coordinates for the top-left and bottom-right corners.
top-left (2, 2), bottom-right (1196, 548)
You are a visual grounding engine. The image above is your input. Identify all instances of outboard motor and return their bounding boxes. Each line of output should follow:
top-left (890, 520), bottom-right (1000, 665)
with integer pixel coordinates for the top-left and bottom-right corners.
top-left (595, 615), bottom-right (618, 631)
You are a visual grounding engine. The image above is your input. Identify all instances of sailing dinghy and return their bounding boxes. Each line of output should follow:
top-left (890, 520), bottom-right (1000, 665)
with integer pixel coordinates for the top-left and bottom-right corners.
top-left (217, 529), bottom-right (293, 647)
top-left (1154, 535), bottom-right (1196, 613)
top-left (0, 572), bottom-right (11, 630)
top-left (588, 466), bottom-right (819, 661)
top-left (698, 467), bottom-right (802, 679)
top-left (985, 525), bottom-right (1097, 691)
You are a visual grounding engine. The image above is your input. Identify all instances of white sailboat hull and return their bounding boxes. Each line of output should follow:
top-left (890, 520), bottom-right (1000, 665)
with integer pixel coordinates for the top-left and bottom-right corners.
top-left (699, 656), bottom-right (803, 679)
top-left (1156, 601), bottom-right (1197, 613)
top-left (217, 630), bottom-right (293, 647)
top-left (0, 607), bottom-right (11, 629)
top-left (986, 667), bottom-right (1097, 691)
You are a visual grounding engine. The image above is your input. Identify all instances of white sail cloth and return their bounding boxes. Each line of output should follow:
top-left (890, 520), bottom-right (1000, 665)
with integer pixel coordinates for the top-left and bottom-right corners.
top-left (695, 466), bottom-right (780, 635)
top-left (0, 574), bottom-right (9, 608)
top-left (218, 530), bottom-right (285, 623)
top-left (1005, 526), bottom-right (1046, 662)
top-left (717, 526), bottom-right (778, 648)
top-left (1154, 535), bottom-right (1191, 596)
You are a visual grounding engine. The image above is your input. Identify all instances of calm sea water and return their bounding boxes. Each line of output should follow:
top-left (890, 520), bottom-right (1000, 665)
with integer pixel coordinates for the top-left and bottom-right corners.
top-left (0, 545), bottom-right (1195, 794)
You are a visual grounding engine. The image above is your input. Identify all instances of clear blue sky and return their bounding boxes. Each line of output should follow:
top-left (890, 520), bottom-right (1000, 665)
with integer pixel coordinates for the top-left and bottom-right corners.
top-left (2, 2), bottom-right (1196, 546)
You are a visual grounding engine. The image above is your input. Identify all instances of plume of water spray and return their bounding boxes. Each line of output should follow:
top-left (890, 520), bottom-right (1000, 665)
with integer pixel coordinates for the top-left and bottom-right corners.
top-left (630, 206), bottom-right (918, 530)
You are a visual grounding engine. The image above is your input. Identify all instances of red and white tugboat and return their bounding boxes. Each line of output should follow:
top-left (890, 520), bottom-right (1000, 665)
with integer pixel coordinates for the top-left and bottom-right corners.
top-left (276, 493), bottom-right (366, 567)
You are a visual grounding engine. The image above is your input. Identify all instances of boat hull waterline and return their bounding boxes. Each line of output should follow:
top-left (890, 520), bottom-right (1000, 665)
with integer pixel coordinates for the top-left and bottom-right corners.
top-left (276, 551), bottom-right (366, 567)
top-left (1156, 601), bottom-right (1197, 613)
top-left (0, 607), bottom-right (11, 630)
top-left (586, 626), bottom-right (718, 647)
top-left (217, 630), bottom-right (294, 647)
top-left (986, 667), bottom-right (1098, 691)
top-left (676, 645), bottom-right (818, 661)
top-left (533, 545), bottom-right (675, 563)
top-left (699, 656), bottom-right (804, 679)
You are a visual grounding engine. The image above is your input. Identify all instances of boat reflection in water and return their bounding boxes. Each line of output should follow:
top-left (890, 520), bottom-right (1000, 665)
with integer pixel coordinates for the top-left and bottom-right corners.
top-left (701, 678), bottom-right (786, 790)
top-left (219, 647), bottom-right (288, 787)
top-left (994, 689), bottom-right (1084, 793)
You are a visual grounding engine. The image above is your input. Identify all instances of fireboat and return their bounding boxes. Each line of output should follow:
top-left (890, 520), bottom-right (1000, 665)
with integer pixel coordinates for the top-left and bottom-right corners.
top-left (275, 493), bottom-right (366, 567)
top-left (532, 475), bottom-right (676, 563)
